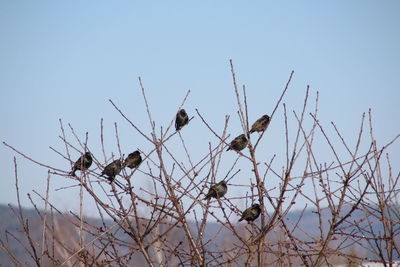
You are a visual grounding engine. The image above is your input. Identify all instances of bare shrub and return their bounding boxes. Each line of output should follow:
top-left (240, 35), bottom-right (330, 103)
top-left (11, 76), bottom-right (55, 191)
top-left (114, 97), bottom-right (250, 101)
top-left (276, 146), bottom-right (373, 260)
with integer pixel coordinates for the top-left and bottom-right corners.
top-left (2, 61), bottom-right (399, 266)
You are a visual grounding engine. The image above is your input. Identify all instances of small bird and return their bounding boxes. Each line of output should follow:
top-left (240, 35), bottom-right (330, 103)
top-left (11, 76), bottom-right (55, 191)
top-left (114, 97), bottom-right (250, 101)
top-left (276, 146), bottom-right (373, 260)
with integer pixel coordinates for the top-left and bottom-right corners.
top-left (249, 115), bottom-right (270, 134)
top-left (123, 151), bottom-right (142, 169)
top-left (204, 181), bottom-right (228, 200)
top-left (238, 204), bottom-right (261, 222)
top-left (70, 152), bottom-right (92, 176)
top-left (227, 134), bottom-right (248, 151)
top-left (101, 160), bottom-right (122, 182)
top-left (175, 109), bottom-right (189, 131)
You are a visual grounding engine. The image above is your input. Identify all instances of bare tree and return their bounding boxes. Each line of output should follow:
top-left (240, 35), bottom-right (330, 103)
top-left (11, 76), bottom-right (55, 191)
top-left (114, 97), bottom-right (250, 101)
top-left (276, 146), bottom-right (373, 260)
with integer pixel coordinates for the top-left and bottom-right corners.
top-left (1, 61), bottom-right (399, 266)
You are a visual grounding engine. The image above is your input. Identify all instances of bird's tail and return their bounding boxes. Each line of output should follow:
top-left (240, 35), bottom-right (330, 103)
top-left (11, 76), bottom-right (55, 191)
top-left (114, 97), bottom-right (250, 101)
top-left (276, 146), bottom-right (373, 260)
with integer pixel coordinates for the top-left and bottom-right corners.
top-left (69, 168), bottom-right (77, 177)
top-left (238, 218), bottom-right (243, 222)
top-left (226, 147), bottom-right (231, 151)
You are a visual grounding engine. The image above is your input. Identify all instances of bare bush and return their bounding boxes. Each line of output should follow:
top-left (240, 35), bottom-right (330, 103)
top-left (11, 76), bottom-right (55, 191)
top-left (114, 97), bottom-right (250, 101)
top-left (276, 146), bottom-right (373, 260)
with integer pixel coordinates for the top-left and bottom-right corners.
top-left (1, 61), bottom-right (399, 266)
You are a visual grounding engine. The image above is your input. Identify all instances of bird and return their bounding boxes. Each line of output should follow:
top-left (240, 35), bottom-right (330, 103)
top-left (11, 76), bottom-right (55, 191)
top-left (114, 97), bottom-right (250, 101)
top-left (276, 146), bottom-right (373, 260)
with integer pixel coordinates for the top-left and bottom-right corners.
top-left (238, 204), bottom-right (261, 222)
top-left (227, 134), bottom-right (248, 151)
top-left (204, 181), bottom-right (228, 200)
top-left (123, 151), bottom-right (142, 169)
top-left (175, 109), bottom-right (189, 131)
top-left (101, 160), bottom-right (122, 182)
top-left (70, 152), bottom-right (92, 176)
top-left (249, 115), bottom-right (270, 134)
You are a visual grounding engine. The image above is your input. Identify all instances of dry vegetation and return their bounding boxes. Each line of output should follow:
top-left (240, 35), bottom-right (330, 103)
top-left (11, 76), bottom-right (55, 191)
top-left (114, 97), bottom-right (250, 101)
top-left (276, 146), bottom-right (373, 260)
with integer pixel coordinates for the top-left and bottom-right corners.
top-left (1, 61), bottom-right (399, 266)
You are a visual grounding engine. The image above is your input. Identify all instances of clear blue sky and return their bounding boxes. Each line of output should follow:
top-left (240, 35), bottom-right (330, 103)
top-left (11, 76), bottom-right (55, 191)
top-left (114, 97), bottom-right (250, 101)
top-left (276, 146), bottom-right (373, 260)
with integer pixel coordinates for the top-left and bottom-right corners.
top-left (1, 1), bottom-right (399, 217)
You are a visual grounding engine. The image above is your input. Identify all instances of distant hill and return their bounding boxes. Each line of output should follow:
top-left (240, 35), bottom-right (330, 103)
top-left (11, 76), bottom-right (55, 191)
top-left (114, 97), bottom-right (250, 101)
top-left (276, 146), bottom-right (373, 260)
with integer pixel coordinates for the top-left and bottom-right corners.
top-left (0, 203), bottom-right (398, 265)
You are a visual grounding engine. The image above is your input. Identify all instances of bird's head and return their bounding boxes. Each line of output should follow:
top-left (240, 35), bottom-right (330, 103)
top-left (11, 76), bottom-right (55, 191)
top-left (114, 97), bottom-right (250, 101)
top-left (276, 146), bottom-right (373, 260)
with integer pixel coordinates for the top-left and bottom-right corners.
top-left (179, 109), bottom-right (187, 116)
top-left (263, 115), bottom-right (270, 121)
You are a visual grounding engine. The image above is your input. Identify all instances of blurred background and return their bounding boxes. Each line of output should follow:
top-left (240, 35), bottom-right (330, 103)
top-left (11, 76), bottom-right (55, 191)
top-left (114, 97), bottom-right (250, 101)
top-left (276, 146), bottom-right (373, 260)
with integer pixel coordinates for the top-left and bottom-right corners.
top-left (1, 1), bottom-right (399, 219)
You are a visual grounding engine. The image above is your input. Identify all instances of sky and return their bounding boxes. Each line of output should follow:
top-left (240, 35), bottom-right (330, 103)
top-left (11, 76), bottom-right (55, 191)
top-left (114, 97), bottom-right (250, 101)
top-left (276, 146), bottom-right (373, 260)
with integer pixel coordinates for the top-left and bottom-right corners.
top-left (0, 1), bottom-right (399, 219)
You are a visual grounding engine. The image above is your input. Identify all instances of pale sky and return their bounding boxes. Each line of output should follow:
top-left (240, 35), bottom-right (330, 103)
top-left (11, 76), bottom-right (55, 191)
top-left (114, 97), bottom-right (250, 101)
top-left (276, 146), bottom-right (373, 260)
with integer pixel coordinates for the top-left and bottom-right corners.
top-left (1, 1), bottom-right (399, 218)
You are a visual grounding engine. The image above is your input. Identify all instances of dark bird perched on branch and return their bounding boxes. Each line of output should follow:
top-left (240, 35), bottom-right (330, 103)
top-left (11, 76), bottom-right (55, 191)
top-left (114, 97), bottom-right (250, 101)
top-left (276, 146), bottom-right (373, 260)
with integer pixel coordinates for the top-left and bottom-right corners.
top-left (175, 109), bottom-right (189, 131)
top-left (227, 134), bottom-right (248, 152)
top-left (101, 160), bottom-right (122, 182)
top-left (123, 151), bottom-right (142, 169)
top-left (238, 204), bottom-right (261, 222)
top-left (69, 152), bottom-right (92, 176)
top-left (249, 115), bottom-right (270, 134)
top-left (204, 181), bottom-right (228, 200)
